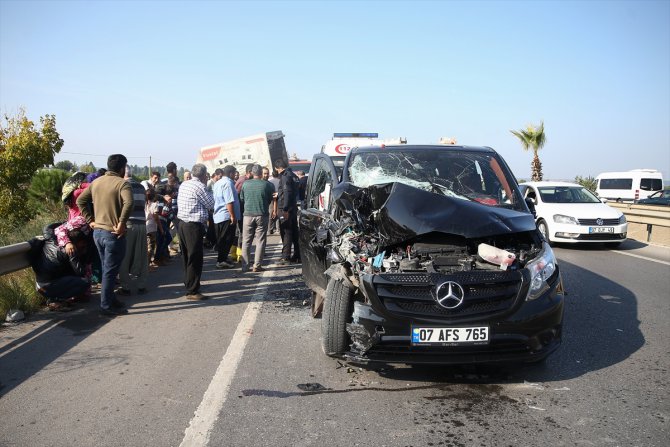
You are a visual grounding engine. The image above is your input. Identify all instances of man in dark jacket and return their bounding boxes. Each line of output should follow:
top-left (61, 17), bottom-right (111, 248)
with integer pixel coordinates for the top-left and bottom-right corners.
top-left (274, 159), bottom-right (301, 264)
top-left (32, 225), bottom-right (92, 311)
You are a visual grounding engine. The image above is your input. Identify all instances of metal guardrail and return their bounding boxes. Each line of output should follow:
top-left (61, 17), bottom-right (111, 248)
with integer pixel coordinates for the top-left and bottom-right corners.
top-left (2, 203), bottom-right (668, 277)
top-left (608, 202), bottom-right (670, 226)
top-left (0, 241), bottom-right (31, 277)
top-left (608, 202), bottom-right (670, 243)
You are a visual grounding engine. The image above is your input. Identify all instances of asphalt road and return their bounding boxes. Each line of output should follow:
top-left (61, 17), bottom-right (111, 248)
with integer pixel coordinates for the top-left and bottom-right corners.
top-left (1, 236), bottom-right (668, 447)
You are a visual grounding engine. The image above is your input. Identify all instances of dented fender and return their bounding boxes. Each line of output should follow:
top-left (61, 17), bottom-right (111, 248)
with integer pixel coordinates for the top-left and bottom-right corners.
top-left (346, 301), bottom-right (384, 355)
top-left (324, 263), bottom-right (358, 290)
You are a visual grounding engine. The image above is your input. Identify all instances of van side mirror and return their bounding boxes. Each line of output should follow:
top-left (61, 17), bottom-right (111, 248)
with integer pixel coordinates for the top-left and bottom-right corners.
top-left (525, 197), bottom-right (537, 218)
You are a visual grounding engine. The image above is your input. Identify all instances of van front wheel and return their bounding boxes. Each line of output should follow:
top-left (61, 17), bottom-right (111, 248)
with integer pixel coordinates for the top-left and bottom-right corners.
top-left (321, 279), bottom-right (353, 357)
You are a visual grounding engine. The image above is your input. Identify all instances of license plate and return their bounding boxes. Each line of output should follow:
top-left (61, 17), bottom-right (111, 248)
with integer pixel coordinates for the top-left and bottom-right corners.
top-left (411, 326), bottom-right (490, 345)
top-left (589, 227), bottom-right (614, 233)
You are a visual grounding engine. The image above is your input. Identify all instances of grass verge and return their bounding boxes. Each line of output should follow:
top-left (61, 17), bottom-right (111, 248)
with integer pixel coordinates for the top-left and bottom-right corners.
top-left (0, 203), bottom-right (66, 322)
top-left (0, 269), bottom-right (45, 320)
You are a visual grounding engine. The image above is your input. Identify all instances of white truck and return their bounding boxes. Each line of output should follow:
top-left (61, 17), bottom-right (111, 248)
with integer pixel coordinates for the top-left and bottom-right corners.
top-left (196, 131), bottom-right (289, 173)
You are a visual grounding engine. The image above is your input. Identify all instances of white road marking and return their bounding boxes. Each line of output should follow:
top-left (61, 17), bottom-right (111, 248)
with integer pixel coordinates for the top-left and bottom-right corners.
top-left (179, 266), bottom-right (272, 447)
top-left (612, 250), bottom-right (670, 266)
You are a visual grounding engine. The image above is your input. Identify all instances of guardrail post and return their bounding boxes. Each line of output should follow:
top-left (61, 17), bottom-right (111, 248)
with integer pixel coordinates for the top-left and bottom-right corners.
top-left (647, 224), bottom-right (653, 242)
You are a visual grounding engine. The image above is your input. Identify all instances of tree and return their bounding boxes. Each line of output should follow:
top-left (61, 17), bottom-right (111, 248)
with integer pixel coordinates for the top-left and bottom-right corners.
top-left (28, 168), bottom-right (71, 212)
top-left (0, 109), bottom-right (64, 235)
top-left (510, 121), bottom-right (546, 181)
top-left (80, 162), bottom-right (97, 173)
top-left (574, 175), bottom-right (597, 193)
top-left (54, 160), bottom-right (75, 172)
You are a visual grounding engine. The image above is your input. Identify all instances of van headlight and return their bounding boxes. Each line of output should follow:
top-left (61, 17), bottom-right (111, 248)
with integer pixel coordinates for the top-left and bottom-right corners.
top-left (526, 242), bottom-right (557, 300)
top-left (619, 215), bottom-right (627, 224)
top-left (553, 214), bottom-right (578, 225)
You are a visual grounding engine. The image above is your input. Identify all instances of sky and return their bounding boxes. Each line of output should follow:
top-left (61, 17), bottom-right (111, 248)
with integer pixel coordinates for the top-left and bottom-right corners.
top-left (1, 0), bottom-right (669, 181)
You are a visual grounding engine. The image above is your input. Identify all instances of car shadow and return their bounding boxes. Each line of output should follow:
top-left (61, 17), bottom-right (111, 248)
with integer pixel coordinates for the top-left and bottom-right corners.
top-left (354, 258), bottom-right (644, 385)
top-left (554, 238), bottom-right (647, 251)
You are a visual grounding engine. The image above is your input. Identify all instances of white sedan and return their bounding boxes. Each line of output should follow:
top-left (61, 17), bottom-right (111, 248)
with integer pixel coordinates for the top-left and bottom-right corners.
top-left (519, 181), bottom-right (627, 247)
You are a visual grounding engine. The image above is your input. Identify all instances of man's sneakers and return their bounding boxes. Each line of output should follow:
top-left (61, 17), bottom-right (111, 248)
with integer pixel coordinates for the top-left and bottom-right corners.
top-left (277, 258), bottom-right (291, 266)
top-left (216, 260), bottom-right (235, 269)
top-left (99, 307), bottom-right (128, 317)
top-left (185, 293), bottom-right (209, 301)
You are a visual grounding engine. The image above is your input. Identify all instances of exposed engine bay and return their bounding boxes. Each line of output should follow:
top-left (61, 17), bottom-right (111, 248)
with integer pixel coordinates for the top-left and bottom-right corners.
top-left (329, 230), bottom-right (542, 277)
top-left (321, 181), bottom-right (544, 280)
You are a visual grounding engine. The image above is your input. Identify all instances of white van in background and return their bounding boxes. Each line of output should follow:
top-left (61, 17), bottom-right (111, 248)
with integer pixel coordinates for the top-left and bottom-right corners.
top-left (595, 169), bottom-right (664, 202)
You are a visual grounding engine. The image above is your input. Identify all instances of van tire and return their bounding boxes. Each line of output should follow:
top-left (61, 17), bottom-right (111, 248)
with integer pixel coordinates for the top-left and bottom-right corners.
top-left (321, 278), bottom-right (353, 357)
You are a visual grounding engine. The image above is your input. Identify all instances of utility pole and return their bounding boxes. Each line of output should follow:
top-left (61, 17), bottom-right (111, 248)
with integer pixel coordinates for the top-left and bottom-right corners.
top-left (149, 156), bottom-right (152, 174)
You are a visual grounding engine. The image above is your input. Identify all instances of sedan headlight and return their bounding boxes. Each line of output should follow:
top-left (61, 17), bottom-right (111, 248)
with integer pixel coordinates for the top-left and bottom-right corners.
top-left (526, 242), bottom-right (557, 301)
top-left (619, 215), bottom-right (627, 224)
top-left (553, 214), bottom-right (578, 225)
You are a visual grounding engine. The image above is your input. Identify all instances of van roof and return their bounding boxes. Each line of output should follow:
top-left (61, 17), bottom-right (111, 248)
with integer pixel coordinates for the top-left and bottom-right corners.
top-left (596, 169), bottom-right (662, 177)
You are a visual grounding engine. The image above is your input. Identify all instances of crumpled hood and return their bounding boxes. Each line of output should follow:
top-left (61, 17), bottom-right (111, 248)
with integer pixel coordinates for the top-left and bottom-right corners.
top-left (332, 181), bottom-right (536, 246)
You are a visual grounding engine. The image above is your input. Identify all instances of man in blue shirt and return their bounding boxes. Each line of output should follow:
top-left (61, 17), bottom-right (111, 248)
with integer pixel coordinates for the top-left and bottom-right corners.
top-left (212, 165), bottom-right (240, 269)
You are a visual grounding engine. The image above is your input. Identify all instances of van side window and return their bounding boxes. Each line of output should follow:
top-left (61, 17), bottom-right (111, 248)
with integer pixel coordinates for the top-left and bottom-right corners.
top-left (600, 178), bottom-right (633, 189)
top-left (640, 178), bottom-right (662, 191)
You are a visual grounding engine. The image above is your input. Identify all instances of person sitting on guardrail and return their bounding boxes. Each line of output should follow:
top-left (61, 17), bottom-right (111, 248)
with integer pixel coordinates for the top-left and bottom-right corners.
top-left (31, 219), bottom-right (93, 312)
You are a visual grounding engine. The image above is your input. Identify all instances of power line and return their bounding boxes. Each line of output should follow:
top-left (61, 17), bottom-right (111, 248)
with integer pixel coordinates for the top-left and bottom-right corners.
top-left (59, 152), bottom-right (175, 164)
top-left (59, 151), bottom-right (149, 159)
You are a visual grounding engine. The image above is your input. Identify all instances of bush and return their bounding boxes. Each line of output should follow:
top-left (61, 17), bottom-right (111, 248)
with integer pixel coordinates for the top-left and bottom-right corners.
top-left (0, 202), bottom-right (66, 247)
top-left (574, 175), bottom-right (597, 193)
top-left (28, 168), bottom-right (70, 214)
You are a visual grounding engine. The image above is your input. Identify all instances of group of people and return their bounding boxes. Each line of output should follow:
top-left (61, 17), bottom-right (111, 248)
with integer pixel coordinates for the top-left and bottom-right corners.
top-left (30, 154), bottom-right (304, 314)
top-left (178, 158), bottom-right (302, 300)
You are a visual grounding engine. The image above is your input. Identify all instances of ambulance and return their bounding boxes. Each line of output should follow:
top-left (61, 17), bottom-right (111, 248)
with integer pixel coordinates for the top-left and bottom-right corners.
top-left (312, 133), bottom-right (407, 211)
top-left (320, 133), bottom-right (407, 175)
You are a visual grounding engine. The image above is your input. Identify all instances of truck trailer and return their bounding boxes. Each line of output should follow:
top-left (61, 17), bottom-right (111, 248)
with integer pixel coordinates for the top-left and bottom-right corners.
top-left (196, 131), bottom-right (289, 174)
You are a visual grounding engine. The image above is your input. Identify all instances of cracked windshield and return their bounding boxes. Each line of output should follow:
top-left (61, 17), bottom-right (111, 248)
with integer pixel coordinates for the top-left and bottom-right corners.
top-left (347, 149), bottom-right (521, 209)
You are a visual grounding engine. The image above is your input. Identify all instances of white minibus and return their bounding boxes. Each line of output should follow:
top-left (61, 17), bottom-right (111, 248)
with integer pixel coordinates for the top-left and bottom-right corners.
top-left (595, 169), bottom-right (663, 202)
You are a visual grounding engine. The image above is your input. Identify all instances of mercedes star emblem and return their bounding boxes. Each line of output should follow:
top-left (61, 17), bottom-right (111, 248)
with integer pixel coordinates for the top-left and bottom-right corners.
top-left (433, 281), bottom-right (466, 309)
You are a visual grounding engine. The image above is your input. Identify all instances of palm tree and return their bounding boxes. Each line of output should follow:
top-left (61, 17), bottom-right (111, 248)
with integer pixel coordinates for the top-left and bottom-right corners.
top-left (510, 121), bottom-right (546, 181)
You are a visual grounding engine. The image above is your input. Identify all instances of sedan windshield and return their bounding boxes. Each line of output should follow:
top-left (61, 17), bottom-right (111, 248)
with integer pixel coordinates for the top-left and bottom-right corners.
top-left (538, 186), bottom-right (600, 203)
top-left (347, 149), bottom-right (522, 209)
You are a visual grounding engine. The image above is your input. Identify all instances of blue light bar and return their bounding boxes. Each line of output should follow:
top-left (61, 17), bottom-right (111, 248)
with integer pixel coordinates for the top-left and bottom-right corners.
top-left (333, 133), bottom-right (379, 138)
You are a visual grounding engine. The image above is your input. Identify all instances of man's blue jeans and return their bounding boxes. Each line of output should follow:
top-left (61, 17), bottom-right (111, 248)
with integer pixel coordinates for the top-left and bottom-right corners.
top-left (93, 229), bottom-right (126, 310)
